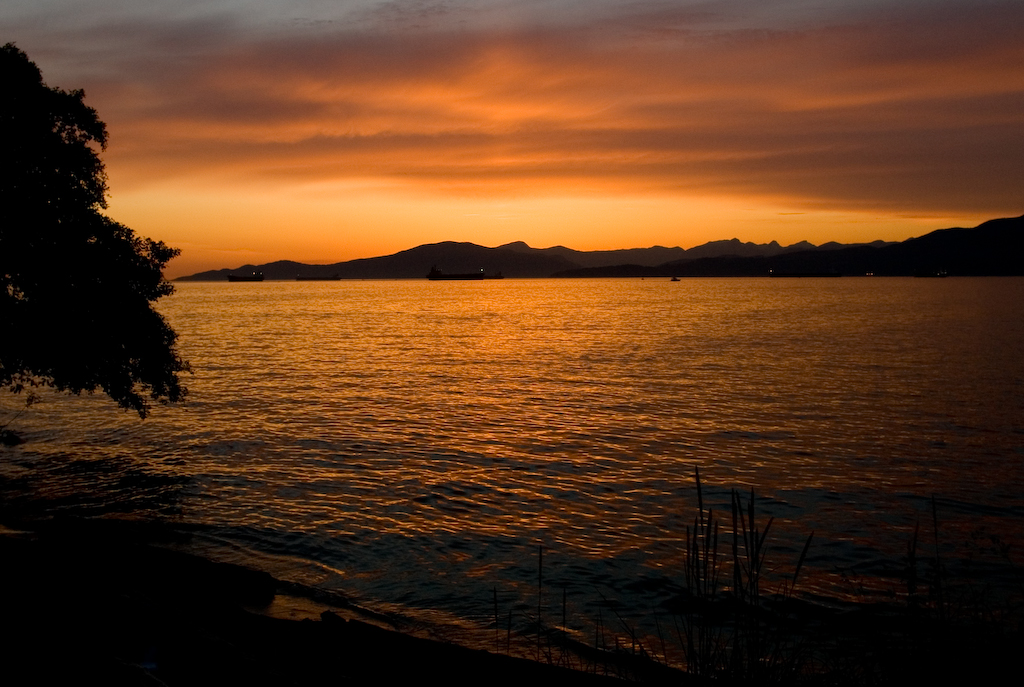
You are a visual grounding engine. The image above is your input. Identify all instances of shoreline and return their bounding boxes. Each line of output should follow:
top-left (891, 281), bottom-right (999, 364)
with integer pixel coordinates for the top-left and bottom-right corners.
top-left (0, 517), bottom-right (661, 686)
top-left (2, 509), bottom-right (1022, 684)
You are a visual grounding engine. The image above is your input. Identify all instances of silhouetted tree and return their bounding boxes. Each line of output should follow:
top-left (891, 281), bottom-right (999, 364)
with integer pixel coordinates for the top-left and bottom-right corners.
top-left (1, 43), bottom-right (188, 418)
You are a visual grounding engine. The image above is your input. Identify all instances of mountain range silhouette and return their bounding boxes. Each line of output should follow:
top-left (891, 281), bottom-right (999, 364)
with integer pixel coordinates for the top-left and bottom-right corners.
top-left (177, 215), bottom-right (1023, 280)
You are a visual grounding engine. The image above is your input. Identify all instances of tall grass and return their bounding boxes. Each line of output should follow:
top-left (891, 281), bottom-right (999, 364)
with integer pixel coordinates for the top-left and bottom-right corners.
top-left (487, 475), bottom-right (1021, 685)
top-left (675, 468), bottom-right (813, 682)
top-left (676, 467), bottom-right (724, 678)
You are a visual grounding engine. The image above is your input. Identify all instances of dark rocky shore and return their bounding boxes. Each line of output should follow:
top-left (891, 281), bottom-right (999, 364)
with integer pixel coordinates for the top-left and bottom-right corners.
top-left (0, 518), bottom-right (662, 686)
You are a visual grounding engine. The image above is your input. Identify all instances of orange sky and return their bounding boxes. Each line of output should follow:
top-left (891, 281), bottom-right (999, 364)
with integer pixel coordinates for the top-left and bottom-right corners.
top-left (5, 1), bottom-right (1023, 277)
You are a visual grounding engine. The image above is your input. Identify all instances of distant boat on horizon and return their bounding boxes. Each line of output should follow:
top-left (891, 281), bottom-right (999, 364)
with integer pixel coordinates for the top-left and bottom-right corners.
top-left (227, 271), bottom-right (265, 282)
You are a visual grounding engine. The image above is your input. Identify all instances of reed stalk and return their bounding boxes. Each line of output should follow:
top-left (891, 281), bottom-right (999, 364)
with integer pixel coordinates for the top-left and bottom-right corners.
top-left (537, 544), bottom-right (543, 661)
top-left (678, 467), bottom-right (726, 677)
top-left (931, 495), bottom-right (946, 624)
top-left (493, 586), bottom-right (499, 654)
top-left (673, 469), bottom-right (814, 682)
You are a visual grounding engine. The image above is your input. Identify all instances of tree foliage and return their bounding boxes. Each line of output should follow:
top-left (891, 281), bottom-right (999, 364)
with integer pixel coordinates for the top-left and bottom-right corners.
top-left (1, 43), bottom-right (189, 418)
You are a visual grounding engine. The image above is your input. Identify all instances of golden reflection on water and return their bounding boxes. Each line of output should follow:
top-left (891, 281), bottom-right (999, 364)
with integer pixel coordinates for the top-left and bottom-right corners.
top-left (3, 277), bottom-right (1023, 640)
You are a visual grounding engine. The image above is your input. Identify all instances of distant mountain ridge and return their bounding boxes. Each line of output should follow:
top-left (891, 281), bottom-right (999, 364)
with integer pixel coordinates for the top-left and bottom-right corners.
top-left (176, 234), bottom-right (902, 281)
top-left (555, 215), bottom-right (1024, 278)
top-left (177, 215), bottom-right (1022, 280)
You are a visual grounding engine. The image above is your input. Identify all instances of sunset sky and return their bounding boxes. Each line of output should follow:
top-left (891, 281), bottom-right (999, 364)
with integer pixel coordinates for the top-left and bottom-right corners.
top-left (5, 0), bottom-right (1023, 278)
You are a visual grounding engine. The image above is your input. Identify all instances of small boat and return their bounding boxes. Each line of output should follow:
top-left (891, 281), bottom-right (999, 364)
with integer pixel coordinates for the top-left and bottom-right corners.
top-left (227, 271), bottom-right (264, 282)
top-left (427, 266), bottom-right (503, 280)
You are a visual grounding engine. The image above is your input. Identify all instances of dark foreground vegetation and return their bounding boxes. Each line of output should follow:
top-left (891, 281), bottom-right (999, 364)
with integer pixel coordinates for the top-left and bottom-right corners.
top-left (581, 472), bottom-right (1024, 685)
top-left (1, 43), bottom-right (189, 418)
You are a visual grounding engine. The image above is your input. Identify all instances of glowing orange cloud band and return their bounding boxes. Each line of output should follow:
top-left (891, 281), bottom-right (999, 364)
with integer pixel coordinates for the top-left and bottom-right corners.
top-left (9, 1), bottom-right (1022, 275)
top-left (83, 4), bottom-right (1023, 216)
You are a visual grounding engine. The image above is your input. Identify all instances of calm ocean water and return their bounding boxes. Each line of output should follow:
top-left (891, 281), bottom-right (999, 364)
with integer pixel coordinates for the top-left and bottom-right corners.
top-left (3, 278), bottom-right (1023, 649)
